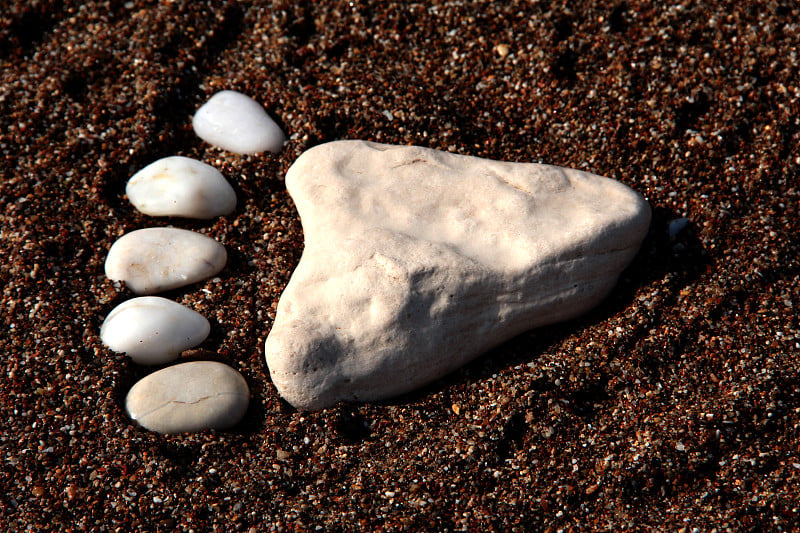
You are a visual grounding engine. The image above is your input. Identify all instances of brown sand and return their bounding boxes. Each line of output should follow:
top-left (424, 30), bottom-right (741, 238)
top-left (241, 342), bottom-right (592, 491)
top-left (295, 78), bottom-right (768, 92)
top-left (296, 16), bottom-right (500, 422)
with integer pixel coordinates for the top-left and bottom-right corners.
top-left (2, 1), bottom-right (799, 531)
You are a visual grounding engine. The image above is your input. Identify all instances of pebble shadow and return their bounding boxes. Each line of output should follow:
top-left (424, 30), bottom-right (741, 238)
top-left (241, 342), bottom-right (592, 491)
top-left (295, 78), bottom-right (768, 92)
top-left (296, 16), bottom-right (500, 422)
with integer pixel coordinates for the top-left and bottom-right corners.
top-left (101, 2), bottom-right (247, 210)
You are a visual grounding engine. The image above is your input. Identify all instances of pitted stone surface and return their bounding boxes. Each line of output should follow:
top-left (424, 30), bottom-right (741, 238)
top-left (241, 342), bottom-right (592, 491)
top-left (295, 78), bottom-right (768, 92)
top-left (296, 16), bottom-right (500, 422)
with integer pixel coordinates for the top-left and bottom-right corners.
top-left (265, 141), bottom-right (651, 410)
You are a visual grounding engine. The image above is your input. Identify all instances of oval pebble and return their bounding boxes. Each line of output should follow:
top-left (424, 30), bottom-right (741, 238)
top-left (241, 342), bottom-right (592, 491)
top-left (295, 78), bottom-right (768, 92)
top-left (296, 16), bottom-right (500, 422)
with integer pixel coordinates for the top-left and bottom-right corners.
top-left (126, 361), bottom-right (250, 434)
top-left (192, 90), bottom-right (285, 154)
top-left (100, 296), bottom-right (210, 365)
top-left (126, 156), bottom-right (236, 219)
top-left (105, 227), bottom-right (226, 294)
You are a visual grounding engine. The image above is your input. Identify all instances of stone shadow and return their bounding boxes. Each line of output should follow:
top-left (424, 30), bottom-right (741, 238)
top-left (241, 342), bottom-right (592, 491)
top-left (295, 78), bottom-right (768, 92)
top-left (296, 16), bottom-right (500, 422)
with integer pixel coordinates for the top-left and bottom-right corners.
top-left (376, 203), bottom-right (710, 408)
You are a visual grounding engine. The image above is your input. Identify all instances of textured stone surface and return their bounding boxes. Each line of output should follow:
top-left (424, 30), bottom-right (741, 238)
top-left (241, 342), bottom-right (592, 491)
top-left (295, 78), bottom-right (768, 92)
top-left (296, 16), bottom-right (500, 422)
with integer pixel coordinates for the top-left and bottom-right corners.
top-left (126, 361), bottom-right (250, 434)
top-left (100, 296), bottom-right (210, 365)
top-left (265, 141), bottom-right (651, 410)
top-left (192, 90), bottom-right (285, 154)
top-left (126, 156), bottom-right (236, 219)
top-left (105, 227), bottom-right (227, 294)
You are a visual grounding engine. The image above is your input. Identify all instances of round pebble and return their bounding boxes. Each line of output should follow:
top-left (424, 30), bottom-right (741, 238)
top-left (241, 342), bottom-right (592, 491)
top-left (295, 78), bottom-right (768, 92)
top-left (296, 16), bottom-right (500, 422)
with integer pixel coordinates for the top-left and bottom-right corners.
top-left (100, 296), bottom-right (210, 365)
top-left (126, 361), bottom-right (250, 434)
top-left (105, 227), bottom-right (227, 294)
top-left (126, 156), bottom-right (236, 219)
top-left (192, 90), bottom-right (285, 154)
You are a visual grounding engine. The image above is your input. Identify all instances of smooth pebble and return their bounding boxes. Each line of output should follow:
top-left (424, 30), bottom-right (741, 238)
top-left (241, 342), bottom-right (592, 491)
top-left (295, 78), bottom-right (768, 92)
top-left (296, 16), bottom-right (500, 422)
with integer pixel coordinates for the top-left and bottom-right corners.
top-left (192, 90), bottom-right (285, 154)
top-left (126, 156), bottom-right (236, 219)
top-left (126, 361), bottom-right (250, 434)
top-left (100, 296), bottom-right (210, 365)
top-left (105, 227), bottom-right (226, 294)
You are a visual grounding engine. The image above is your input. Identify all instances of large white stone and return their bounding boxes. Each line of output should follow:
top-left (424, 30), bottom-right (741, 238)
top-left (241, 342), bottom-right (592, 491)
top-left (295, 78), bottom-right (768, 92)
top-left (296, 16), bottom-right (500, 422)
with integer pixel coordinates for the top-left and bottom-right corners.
top-left (265, 141), bottom-right (652, 410)
top-left (126, 361), bottom-right (250, 434)
top-left (126, 156), bottom-right (236, 219)
top-left (105, 228), bottom-right (226, 294)
top-left (100, 296), bottom-right (210, 365)
top-left (192, 90), bottom-right (285, 154)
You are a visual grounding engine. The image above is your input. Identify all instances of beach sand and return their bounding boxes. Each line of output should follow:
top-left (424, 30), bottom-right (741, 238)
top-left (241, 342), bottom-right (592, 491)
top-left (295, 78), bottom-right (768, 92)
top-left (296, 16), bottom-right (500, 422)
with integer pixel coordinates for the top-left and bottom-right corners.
top-left (2, 1), bottom-right (798, 530)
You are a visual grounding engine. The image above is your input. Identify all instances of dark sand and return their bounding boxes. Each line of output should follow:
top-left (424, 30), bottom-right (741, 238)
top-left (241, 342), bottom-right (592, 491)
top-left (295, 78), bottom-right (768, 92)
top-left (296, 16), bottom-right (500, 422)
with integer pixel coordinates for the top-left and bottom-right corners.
top-left (2, 1), bottom-right (799, 531)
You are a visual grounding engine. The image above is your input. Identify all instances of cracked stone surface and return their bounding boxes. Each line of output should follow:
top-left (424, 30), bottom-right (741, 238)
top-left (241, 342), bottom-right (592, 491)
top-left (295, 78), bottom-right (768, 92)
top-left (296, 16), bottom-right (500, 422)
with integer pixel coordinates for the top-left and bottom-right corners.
top-left (126, 361), bottom-right (250, 434)
top-left (265, 141), bottom-right (651, 410)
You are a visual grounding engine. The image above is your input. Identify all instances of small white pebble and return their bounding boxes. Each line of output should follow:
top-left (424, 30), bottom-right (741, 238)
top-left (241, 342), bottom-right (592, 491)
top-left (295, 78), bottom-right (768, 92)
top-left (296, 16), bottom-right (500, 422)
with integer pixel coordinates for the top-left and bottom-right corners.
top-left (193, 90), bottom-right (285, 154)
top-left (105, 228), bottom-right (227, 294)
top-left (126, 156), bottom-right (236, 219)
top-left (126, 361), bottom-right (250, 434)
top-left (100, 297), bottom-right (210, 365)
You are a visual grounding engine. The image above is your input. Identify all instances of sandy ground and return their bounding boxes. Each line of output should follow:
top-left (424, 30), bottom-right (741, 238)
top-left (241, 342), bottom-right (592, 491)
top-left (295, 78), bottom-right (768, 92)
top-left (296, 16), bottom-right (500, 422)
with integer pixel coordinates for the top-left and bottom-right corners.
top-left (1, 1), bottom-right (799, 531)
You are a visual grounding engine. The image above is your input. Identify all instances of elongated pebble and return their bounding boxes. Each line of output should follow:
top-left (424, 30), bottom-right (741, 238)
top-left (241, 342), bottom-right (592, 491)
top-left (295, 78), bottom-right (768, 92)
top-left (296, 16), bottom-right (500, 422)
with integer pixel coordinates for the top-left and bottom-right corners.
top-left (126, 361), bottom-right (250, 434)
top-left (192, 90), bottom-right (285, 154)
top-left (105, 228), bottom-right (226, 294)
top-left (126, 156), bottom-right (236, 219)
top-left (100, 296), bottom-right (210, 365)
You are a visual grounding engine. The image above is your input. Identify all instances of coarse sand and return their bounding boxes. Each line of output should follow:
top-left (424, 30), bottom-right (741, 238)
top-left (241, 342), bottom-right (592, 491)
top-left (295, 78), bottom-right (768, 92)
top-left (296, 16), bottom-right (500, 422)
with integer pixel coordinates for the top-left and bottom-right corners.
top-left (1, 1), bottom-right (799, 531)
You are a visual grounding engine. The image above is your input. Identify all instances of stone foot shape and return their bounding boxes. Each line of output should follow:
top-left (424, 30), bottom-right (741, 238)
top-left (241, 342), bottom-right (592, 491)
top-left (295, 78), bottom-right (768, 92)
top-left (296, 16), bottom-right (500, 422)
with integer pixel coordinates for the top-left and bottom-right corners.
top-left (265, 141), bottom-right (651, 410)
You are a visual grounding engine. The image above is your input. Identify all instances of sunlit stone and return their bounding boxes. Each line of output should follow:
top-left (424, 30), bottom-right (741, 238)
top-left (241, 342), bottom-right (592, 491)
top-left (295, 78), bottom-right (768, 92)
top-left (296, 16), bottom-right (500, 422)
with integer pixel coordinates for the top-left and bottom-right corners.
top-left (126, 361), bottom-right (250, 434)
top-left (265, 141), bottom-right (651, 410)
top-left (100, 297), bottom-right (210, 365)
top-left (126, 156), bottom-right (236, 219)
top-left (192, 90), bottom-right (285, 154)
top-left (105, 227), bottom-right (226, 294)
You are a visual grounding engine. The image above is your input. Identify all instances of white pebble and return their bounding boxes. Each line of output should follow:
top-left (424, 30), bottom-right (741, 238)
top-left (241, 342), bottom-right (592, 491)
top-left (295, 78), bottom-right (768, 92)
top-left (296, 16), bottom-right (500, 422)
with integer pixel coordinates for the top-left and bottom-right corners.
top-left (192, 90), bottom-right (285, 154)
top-left (105, 228), bottom-right (226, 294)
top-left (126, 361), bottom-right (250, 434)
top-left (100, 297), bottom-right (210, 365)
top-left (126, 156), bottom-right (236, 219)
